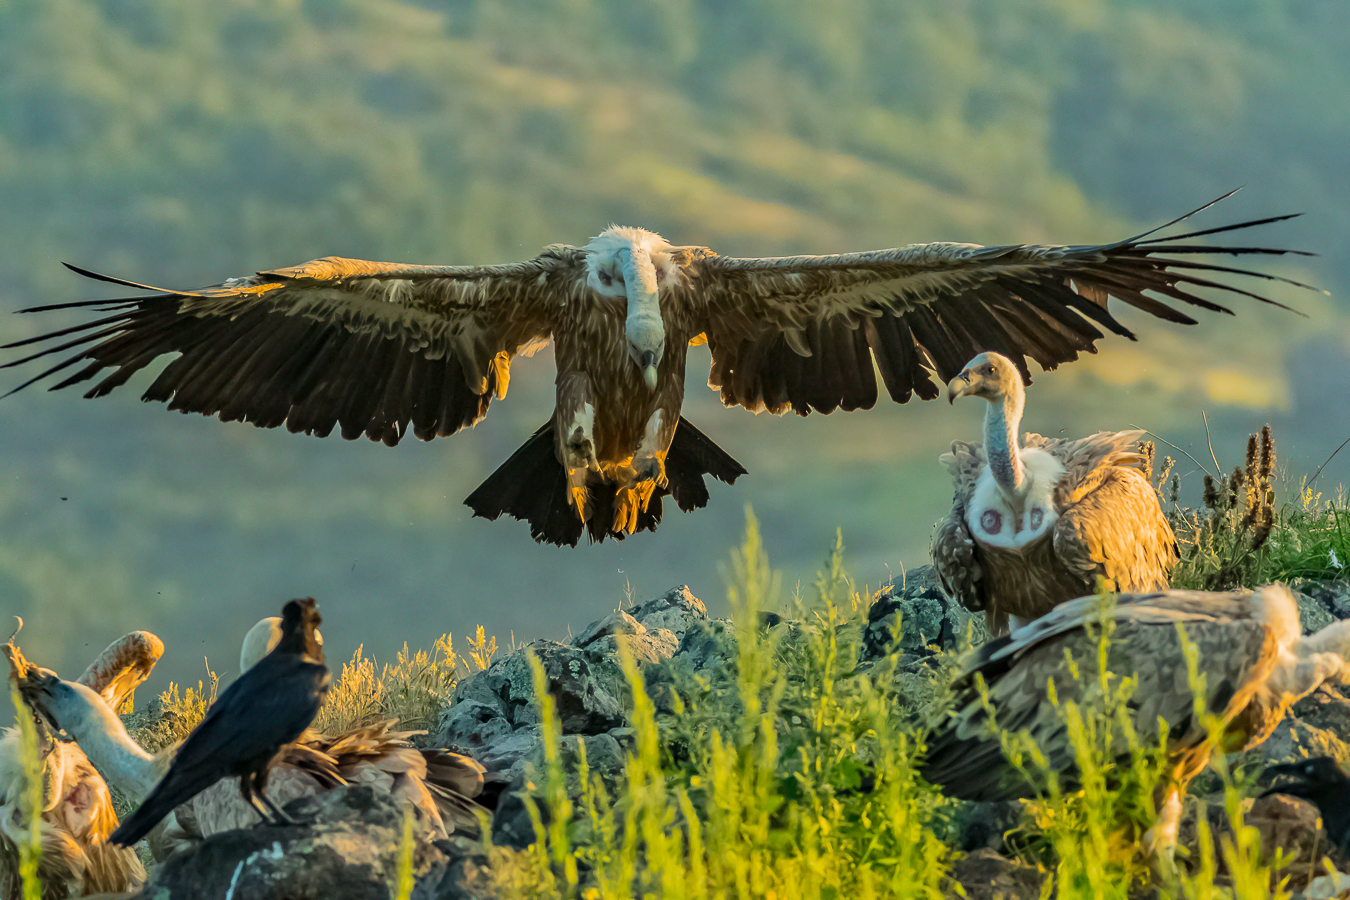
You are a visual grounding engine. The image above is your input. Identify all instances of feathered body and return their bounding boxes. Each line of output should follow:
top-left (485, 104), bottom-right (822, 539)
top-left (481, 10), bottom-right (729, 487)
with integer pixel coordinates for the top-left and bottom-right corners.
top-left (934, 352), bottom-right (1178, 634)
top-left (922, 585), bottom-right (1350, 858)
top-left (2, 199), bottom-right (1312, 544)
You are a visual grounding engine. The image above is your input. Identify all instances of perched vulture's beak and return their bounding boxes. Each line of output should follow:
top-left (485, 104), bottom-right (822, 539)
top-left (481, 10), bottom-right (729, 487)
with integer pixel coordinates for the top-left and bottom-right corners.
top-left (947, 369), bottom-right (978, 404)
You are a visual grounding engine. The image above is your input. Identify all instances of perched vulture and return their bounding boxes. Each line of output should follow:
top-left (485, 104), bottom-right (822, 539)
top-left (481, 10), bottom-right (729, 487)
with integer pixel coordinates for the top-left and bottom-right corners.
top-left (0, 196), bottom-right (1312, 545)
top-left (18, 618), bottom-right (486, 859)
top-left (0, 633), bottom-right (150, 899)
top-left (921, 586), bottom-right (1350, 865)
top-left (933, 351), bottom-right (1179, 634)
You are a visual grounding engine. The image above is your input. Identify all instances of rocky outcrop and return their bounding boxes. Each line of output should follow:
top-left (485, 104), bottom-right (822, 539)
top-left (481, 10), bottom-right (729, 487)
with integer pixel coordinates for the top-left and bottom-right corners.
top-left (110, 573), bottom-right (1350, 895)
top-left (434, 585), bottom-right (711, 847)
top-left (129, 785), bottom-right (491, 900)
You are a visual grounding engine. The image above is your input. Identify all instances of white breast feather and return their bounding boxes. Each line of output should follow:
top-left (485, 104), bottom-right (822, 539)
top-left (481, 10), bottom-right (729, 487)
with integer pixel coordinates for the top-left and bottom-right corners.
top-left (966, 448), bottom-right (1065, 550)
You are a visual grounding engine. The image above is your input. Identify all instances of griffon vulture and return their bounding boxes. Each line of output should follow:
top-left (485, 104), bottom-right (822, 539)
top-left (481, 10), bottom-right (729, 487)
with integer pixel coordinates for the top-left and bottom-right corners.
top-left (0, 632), bottom-right (149, 898)
top-left (18, 620), bottom-right (486, 858)
top-left (921, 586), bottom-right (1350, 865)
top-left (933, 351), bottom-right (1179, 634)
top-left (0, 196), bottom-right (1313, 545)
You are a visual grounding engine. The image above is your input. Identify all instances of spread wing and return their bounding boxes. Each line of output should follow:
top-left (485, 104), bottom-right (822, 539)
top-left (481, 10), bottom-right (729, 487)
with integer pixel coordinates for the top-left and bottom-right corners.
top-left (690, 198), bottom-right (1312, 416)
top-left (2, 249), bottom-right (586, 445)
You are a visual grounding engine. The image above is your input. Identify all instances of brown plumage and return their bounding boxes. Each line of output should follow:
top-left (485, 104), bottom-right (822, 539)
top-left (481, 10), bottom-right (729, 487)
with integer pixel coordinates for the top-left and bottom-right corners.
top-left (933, 351), bottom-right (1179, 634)
top-left (1, 197), bottom-right (1312, 544)
top-left (0, 638), bottom-right (147, 899)
top-left (921, 585), bottom-right (1350, 862)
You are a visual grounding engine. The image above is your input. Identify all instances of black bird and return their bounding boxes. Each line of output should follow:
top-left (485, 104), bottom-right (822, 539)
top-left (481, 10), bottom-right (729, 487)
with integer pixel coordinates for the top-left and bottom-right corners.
top-left (1261, 756), bottom-right (1350, 854)
top-left (108, 597), bottom-right (330, 846)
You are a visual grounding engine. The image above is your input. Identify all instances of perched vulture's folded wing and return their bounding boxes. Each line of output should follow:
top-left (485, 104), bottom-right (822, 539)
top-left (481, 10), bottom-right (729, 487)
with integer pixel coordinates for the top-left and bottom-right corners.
top-left (690, 195), bottom-right (1315, 416)
top-left (2, 250), bottom-right (582, 445)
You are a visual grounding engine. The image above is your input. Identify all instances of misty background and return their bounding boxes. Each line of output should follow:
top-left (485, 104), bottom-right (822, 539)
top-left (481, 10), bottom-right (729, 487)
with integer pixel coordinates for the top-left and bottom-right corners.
top-left (1, 0), bottom-right (1346, 697)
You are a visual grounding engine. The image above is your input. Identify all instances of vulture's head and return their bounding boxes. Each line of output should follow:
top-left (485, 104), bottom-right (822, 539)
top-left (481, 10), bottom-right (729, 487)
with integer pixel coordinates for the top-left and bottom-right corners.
top-left (585, 227), bottom-right (678, 391)
top-left (18, 668), bottom-right (112, 745)
top-left (947, 352), bottom-right (1020, 405)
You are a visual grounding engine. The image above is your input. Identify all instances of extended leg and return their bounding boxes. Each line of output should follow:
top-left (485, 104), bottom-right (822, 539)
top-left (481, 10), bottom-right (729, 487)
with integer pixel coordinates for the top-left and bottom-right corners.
top-left (252, 769), bottom-right (296, 825)
top-left (629, 406), bottom-right (672, 487)
top-left (554, 372), bottom-right (599, 519)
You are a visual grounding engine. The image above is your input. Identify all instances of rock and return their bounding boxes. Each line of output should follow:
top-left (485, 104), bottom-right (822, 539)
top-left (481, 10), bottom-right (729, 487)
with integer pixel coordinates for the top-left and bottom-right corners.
top-left (1247, 793), bottom-right (1336, 892)
top-left (945, 848), bottom-right (1042, 900)
top-left (572, 610), bottom-right (645, 648)
top-left (863, 565), bottom-right (985, 661)
top-left (1227, 686), bottom-right (1350, 775)
top-left (132, 785), bottom-right (491, 900)
top-left (1293, 584), bottom-right (1341, 636)
top-left (671, 619), bottom-right (738, 675)
top-left (626, 585), bottom-right (709, 640)
top-left (1301, 869), bottom-right (1350, 900)
top-left (436, 700), bottom-right (513, 754)
top-left (447, 641), bottom-right (627, 735)
top-left (1291, 578), bottom-right (1350, 627)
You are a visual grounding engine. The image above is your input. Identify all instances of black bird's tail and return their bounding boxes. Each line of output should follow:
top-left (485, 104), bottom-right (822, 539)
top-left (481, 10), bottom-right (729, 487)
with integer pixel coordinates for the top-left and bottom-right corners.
top-left (108, 776), bottom-right (198, 846)
top-left (464, 417), bottom-right (746, 546)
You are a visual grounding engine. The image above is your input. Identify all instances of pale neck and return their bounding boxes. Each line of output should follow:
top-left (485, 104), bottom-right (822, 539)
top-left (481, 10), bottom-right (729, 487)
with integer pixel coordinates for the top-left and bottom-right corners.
top-left (72, 704), bottom-right (162, 802)
top-left (983, 390), bottom-right (1025, 496)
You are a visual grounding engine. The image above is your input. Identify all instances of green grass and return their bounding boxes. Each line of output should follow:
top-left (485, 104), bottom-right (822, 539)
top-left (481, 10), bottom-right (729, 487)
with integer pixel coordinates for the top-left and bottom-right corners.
top-left (8, 688), bottom-right (45, 900)
top-left (1156, 427), bottom-right (1350, 590)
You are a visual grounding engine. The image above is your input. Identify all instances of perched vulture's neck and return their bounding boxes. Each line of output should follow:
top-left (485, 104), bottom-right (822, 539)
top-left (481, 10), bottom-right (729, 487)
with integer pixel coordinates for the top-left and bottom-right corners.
top-left (61, 684), bottom-right (162, 802)
top-left (983, 383), bottom-right (1026, 498)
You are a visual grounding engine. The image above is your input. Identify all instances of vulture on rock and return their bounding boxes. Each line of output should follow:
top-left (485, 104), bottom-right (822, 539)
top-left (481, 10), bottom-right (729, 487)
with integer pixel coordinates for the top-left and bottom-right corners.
top-left (933, 351), bottom-right (1179, 634)
top-left (1, 195), bottom-right (1313, 545)
top-left (920, 586), bottom-right (1350, 866)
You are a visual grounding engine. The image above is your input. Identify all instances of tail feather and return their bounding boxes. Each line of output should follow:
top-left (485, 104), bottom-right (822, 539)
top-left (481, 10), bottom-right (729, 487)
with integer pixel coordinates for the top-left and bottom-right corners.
top-left (664, 416), bottom-right (747, 511)
top-left (463, 422), bottom-right (583, 546)
top-left (109, 785), bottom-right (191, 847)
top-left (464, 417), bottom-right (746, 545)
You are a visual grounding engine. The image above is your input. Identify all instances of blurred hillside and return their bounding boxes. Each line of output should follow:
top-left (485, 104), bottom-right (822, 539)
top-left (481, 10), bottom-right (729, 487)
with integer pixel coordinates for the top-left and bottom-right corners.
top-left (0, 0), bottom-right (1346, 692)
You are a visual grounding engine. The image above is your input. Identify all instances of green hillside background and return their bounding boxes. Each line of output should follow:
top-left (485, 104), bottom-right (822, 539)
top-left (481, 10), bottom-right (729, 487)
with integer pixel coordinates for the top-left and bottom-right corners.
top-left (1, 0), bottom-right (1346, 692)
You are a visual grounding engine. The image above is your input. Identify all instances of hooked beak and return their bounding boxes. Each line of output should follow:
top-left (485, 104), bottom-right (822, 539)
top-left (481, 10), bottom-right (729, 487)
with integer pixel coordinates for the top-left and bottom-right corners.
top-left (642, 351), bottom-right (658, 391)
top-left (947, 370), bottom-right (977, 404)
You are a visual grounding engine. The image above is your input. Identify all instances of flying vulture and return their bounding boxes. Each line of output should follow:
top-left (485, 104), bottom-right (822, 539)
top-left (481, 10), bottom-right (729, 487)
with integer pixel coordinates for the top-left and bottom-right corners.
top-left (17, 618), bottom-right (486, 857)
top-left (932, 351), bottom-right (1179, 634)
top-left (921, 586), bottom-right (1350, 865)
top-left (0, 633), bottom-right (148, 898)
top-left (0, 196), bottom-right (1313, 545)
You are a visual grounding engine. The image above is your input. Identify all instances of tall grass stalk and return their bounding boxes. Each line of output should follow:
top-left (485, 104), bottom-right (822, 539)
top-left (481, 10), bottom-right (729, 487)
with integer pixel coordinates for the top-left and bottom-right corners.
top-left (9, 689), bottom-right (44, 900)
